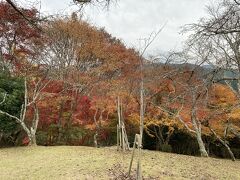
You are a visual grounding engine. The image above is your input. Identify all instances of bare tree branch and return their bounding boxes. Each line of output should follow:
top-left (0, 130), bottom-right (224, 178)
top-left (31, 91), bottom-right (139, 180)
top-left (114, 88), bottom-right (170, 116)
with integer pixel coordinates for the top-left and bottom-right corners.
top-left (0, 93), bottom-right (7, 105)
top-left (5, 0), bottom-right (42, 31)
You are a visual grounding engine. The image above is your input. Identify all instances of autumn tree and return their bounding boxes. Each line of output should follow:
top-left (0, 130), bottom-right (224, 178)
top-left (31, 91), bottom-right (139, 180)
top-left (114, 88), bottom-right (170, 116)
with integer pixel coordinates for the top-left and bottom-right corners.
top-left (184, 0), bottom-right (240, 146)
top-left (128, 29), bottom-right (164, 179)
top-left (34, 14), bottom-right (140, 146)
top-left (4, 0), bottom-right (115, 20)
top-left (0, 2), bottom-right (50, 146)
top-left (184, 0), bottom-right (240, 94)
top-left (0, 0), bottom-right (131, 147)
top-left (0, 1), bottom-right (42, 73)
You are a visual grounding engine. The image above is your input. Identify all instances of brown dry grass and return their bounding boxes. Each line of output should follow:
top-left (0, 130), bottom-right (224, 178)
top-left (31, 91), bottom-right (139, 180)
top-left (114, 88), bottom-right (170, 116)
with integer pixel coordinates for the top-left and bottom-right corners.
top-left (0, 146), bottom-right (239, 179)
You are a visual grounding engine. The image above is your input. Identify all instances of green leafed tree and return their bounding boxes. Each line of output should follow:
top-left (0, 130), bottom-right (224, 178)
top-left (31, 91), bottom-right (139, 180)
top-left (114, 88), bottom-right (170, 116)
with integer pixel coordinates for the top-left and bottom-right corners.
top-left (0, 73), bottom-right (24, 146)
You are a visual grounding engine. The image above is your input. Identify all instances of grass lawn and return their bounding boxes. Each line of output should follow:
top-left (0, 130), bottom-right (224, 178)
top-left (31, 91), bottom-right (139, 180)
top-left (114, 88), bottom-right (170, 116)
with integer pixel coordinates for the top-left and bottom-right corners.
top-left (0, 146), bottom-right (239, 179)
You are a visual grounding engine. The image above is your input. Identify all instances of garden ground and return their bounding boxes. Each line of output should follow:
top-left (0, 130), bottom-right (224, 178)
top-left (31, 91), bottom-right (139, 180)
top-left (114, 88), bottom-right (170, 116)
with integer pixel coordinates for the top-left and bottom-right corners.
top-left (0, 146), bottom-right (239, 179)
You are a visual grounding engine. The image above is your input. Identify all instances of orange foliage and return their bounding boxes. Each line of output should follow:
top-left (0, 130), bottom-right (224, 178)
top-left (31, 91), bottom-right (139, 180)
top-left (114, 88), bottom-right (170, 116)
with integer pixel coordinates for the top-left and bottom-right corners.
top-left (209, 84), bottom-right (237, 107)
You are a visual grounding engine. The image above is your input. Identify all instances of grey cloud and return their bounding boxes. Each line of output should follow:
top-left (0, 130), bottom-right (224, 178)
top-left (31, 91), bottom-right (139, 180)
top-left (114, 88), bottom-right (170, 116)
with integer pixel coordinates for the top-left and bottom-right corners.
top-left (26, 0), bottom-right (212, 54)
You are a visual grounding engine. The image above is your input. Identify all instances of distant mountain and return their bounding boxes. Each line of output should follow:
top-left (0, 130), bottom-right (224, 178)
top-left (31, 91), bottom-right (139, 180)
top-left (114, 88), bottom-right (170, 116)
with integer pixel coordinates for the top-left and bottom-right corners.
top-left (201, 64), bottom-right (215, 69)
top-left (145, 61), bottom-right (239, 90)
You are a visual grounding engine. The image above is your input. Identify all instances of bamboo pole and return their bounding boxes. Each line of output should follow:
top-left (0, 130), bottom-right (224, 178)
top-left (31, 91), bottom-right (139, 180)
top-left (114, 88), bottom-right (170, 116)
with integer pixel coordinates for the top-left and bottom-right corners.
top-left (128, 134), bottom-right (137, 176)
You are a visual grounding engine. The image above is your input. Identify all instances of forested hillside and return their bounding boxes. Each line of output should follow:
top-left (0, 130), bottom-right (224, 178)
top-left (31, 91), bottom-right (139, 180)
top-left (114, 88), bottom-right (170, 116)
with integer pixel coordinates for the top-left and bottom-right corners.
top-left (1, 0), bottom-right (240, 158)
top-left (1, 0), bottom-right (240, 179)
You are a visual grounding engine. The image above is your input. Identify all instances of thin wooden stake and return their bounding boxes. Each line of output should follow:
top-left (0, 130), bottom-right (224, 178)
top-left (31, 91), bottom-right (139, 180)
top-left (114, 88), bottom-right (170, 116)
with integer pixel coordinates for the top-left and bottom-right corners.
top-left (117, 124), bottom-right (119, 151)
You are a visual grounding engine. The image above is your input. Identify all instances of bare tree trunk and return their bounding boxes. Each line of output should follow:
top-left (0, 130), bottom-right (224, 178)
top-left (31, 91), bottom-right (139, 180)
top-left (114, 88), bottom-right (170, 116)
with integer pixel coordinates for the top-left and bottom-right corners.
top-left (153, 126), bottom-right (163, 151)
top-left (117, 96), bottom-right (130, 151)
top-left (0, 78), bottom-right (49, 147)
top-left (28, 132), bottom-right (37, 146)
top-left (57, 100), bottom-right (64, 143)
top-left (29, 103), bottom-right (39, 146)
top-left (229, 126), bottom-right (240, 140)
top-left (136, 69), bottom-right (144, 180)
top-left (0, 131), bottom-right (3, 144)
top-left (140, 80), bottom-right (144, 144)
top-left (195, 130), bottom-right (208, 157)
top-left (94, 109), bottom-right (98, 147)
top-left (191, 90), bottom-right (208, 157)
top-left (117, 124), bottom-right (120, 150)
top-left (117, 96), bottom-right (121, 148)
top-left (128, 28), bottom-right (162, 179)
top-left (192, 118), bottom-right (208, 157)
top-left (208, 124), bottom-right (235, 161)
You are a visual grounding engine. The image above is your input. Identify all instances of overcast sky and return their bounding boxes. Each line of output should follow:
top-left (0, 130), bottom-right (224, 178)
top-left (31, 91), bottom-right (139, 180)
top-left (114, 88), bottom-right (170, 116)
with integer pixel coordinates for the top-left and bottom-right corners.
top-left (19, 0), bottom-right (212, 55)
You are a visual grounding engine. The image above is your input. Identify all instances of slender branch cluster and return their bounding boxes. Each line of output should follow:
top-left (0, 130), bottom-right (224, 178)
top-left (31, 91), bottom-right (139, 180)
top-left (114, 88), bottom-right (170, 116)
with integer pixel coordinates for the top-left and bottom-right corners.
top-left (184, 0), bottom-right (240, 36)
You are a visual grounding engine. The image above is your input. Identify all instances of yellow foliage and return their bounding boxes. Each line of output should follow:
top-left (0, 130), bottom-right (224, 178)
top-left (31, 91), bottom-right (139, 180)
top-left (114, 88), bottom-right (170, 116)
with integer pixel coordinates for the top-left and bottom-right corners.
top-left (229, 108), bottom-right (240, 120)
top-left (210, 84), bottom-right (237, 107)
top-left (127, 113), bottom-right (140, 127)
top-left (229, 108), bottom-right (240, 127)
top-left (144, 115), bottom-right (184, 139)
